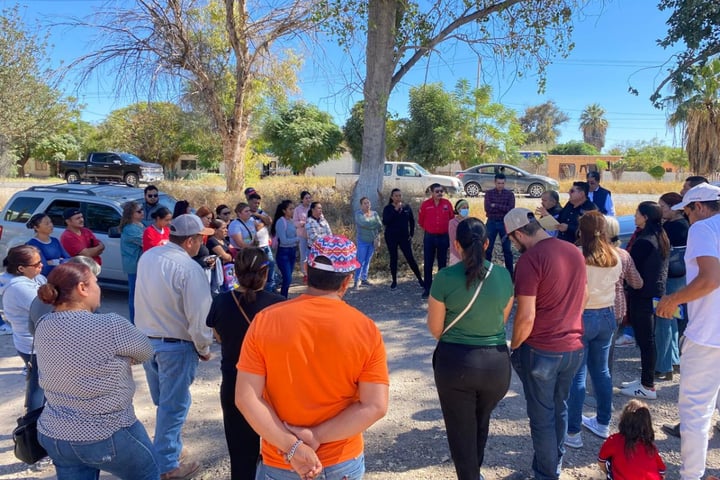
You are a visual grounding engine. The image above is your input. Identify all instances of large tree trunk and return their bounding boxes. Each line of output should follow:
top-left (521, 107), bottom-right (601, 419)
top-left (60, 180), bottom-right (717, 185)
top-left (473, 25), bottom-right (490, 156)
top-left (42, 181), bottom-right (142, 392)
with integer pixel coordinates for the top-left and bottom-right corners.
top-left (354, 0), bottom-right (399, 209)
top-left (222, 125), bottom-right (248, 193)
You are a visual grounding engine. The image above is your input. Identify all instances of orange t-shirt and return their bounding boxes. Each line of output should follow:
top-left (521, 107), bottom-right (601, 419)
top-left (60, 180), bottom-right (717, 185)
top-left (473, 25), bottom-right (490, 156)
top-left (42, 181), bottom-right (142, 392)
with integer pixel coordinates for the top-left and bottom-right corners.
top-left (237, 294), bottom-right (389, 469)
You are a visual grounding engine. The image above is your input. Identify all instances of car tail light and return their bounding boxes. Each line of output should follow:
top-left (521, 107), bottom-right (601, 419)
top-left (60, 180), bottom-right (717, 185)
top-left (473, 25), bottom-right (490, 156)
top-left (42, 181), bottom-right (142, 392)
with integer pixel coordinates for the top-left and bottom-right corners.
top-left (0, 225), bottom-right (3, 240)
top-left (456, 173), bottom-right (464, 179)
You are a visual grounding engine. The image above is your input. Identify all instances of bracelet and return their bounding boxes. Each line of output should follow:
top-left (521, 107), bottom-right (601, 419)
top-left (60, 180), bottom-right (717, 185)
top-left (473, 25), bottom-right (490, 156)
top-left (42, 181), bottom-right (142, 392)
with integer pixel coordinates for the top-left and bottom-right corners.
top-left (284, 439), bottom-right (303, 463)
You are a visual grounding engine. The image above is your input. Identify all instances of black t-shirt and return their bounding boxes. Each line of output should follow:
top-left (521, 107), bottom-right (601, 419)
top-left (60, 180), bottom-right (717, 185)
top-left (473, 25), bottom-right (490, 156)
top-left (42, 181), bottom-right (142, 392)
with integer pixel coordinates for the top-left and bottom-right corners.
top-left (207, 236), bottom-right (231, 260)
top-left (206, 290), bottom-right (286, 373)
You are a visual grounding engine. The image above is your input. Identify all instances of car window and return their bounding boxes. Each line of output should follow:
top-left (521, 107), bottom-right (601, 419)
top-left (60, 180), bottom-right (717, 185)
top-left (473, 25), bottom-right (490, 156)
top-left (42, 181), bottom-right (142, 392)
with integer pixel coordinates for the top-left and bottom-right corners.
top-left (45, 200), bottom-right (81, 228)
top-left (85, 203), bottom-right (121, 234)
top-left (3, 197), bottom-right (43, 223)
top-left (91, 153), bottom-right (113, 164)
top-left (384, 164), bottom-right (392, 176)
top-left (504, 167), bottom-right (520, 177)
top-left (478, 166), bottom-right (495, 175)
top-left (399, 165), bottom-right (419, 177)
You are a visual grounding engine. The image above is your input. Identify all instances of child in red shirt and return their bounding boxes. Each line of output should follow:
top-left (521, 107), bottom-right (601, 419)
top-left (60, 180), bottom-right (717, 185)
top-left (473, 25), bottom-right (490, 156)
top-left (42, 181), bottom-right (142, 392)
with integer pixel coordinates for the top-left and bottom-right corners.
top-left (598, 399), bottom-right (665, 479)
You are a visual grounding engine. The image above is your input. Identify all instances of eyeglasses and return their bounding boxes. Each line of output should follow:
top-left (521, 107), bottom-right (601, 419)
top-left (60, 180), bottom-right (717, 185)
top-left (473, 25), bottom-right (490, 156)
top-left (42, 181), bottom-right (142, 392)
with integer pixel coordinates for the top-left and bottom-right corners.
top-left (146, 194), bottom-right (158, 198)
top-left (24, 261), bottom-right (42, 268)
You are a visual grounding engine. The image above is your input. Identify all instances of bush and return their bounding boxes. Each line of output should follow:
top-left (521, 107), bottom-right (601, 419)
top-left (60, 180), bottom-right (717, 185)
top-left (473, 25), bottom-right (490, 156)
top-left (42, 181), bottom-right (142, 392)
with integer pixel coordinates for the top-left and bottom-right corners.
top-left (549, 141), bottom-right (599, 155)
top-left (647, 165), bottom-right (666, 180)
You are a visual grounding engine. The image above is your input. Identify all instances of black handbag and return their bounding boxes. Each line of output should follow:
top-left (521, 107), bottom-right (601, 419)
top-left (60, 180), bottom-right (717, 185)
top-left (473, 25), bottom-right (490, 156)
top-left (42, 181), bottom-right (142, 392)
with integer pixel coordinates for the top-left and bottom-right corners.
top-left (13, 406), bottom-right (47, 464)
top-left (668, 246), bottom-right (686, 278)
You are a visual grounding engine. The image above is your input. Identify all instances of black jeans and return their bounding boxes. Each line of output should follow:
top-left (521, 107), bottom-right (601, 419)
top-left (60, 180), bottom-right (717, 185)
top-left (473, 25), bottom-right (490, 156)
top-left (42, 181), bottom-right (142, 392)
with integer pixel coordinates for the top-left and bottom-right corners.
top-left (220, 370), bottom-right (259, 480)
top-left (627, 296), bottom-right (656, 388)
top-left (385, 233), bottom-right (423, 283)
top-left (423, 233), bottom-right (449, 292)
top-left (433, 342), bottom-right (511, 480)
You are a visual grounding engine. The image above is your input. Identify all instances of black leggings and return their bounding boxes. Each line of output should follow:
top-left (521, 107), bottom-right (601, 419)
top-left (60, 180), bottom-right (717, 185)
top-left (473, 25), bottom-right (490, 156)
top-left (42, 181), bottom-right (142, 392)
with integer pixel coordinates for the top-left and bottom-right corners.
top-left (220, 370), bottom-right (260, 480)
top-left (627, 296), bottom-right (656, 388)
top-left (433, 342), bottom-right (511, 480)
top-left (385, 233), bottom-right (422, 283)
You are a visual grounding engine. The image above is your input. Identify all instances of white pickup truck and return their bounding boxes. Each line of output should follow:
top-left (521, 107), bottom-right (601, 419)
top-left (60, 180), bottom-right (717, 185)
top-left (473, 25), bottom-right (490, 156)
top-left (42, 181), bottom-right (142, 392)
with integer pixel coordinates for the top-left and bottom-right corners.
top-left (335, 161), bottom-right (464, 195)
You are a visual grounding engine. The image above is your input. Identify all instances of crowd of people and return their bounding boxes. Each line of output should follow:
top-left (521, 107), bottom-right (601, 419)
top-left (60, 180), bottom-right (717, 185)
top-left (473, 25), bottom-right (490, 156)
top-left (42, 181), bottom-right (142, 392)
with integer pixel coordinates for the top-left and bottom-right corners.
top-left (0, 173), bottom-right (719, 480)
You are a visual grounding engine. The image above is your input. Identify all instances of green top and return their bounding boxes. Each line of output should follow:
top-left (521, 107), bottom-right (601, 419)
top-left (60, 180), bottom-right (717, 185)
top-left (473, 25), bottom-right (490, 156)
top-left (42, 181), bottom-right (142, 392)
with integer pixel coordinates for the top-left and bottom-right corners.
top-left (430, 260), bottom-right (513, 346)
top-left (355, 210), bottom-right (382, 243)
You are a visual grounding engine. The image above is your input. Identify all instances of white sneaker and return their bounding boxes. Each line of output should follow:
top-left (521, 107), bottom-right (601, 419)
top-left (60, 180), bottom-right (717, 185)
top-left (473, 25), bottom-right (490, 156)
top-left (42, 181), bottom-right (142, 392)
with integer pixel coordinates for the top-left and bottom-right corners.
top-left (619, 384), bottom-right (657, 400)
top-left (614, 334), bottom-right (635, 347)
top-left (582, 415), bottom-right (610, 439)
top-left (620, 379), bottom-right (641, 388)
top-left (565, 432), bottom-right (583, 448)
top-left (0, 323), bottom-right (12, 335)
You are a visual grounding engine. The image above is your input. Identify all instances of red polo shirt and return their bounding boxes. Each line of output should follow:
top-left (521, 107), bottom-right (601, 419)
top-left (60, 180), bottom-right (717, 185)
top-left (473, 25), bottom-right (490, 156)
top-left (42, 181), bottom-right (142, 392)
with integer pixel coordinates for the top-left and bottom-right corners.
top-left (418, 198), bottom-right (454, 235)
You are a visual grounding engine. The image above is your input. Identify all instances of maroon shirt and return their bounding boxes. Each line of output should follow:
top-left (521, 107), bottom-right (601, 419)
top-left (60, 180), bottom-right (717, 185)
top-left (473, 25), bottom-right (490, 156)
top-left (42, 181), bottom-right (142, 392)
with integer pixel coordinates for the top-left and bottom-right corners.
top-left (514, 237), bottom-right (585, 352)
top-left (418, 198), bottom-right (454, 235)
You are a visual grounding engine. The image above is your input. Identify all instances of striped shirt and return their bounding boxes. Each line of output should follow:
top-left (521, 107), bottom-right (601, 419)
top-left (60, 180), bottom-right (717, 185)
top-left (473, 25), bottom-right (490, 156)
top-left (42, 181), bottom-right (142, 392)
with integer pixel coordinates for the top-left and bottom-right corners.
top-left (36, 310), bottom-right (152, 441)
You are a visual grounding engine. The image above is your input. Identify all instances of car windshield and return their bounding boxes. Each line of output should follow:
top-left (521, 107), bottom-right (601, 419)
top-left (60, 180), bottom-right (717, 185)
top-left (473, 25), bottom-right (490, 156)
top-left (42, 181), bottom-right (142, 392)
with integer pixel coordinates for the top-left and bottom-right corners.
top-left (118, 153), bottom-right (143, 164)
top-left (412, 163), bottom-right (430, 176)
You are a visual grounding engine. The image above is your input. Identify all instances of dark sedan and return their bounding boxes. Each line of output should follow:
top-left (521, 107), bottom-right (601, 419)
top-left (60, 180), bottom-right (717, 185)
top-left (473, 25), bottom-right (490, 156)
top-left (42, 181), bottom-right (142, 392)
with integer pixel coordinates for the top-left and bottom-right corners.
top-left (456, 163), bottom-right (560, 198)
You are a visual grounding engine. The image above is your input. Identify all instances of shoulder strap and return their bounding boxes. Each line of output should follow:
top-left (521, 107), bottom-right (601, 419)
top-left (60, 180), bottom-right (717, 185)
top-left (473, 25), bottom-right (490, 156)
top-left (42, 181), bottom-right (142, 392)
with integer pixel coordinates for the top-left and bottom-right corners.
top-left (231, 290), bottom-right (252, 325)
top-left (441, 264), bottom-right (493, 336)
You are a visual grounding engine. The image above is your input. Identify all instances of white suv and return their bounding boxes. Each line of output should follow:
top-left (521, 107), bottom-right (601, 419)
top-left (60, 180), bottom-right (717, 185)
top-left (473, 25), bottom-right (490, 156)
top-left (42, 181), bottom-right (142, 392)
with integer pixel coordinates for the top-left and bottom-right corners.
top-left (0, 183), bottom-right (175, 290)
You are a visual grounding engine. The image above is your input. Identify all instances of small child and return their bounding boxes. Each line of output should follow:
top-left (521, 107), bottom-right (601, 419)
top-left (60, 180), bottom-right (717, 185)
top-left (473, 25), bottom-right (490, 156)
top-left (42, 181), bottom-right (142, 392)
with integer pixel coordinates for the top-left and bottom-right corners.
top-left (598, 399), bottom-right (665, 479)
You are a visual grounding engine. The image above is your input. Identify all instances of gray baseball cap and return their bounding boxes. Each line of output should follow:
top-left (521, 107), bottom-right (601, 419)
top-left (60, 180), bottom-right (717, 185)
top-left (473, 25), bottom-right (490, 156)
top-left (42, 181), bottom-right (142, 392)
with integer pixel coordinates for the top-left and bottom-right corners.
top-left (169, 214), bottom-right (214, 236)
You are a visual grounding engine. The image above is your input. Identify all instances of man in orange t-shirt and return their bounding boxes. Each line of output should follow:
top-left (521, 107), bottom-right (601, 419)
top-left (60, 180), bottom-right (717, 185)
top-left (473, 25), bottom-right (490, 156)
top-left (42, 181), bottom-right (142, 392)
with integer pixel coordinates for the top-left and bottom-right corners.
top-left (236, 235), bottom-right (389, 480)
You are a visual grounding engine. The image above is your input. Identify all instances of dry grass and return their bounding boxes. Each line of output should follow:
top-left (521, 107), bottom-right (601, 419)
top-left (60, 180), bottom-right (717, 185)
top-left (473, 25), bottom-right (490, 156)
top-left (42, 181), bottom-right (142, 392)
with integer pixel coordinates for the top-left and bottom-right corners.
top-left (557, 179), bottom-right (683, 195)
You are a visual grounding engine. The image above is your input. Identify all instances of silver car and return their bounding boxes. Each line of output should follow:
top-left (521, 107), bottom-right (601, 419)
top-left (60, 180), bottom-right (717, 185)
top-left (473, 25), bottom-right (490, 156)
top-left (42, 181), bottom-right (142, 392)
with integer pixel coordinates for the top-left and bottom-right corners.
top-left (456, 163), bottom-right (559, 198)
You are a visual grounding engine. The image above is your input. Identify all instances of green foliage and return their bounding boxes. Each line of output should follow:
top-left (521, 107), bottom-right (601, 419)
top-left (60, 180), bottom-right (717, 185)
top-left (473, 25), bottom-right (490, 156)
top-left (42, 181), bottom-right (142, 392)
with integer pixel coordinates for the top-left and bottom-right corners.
top-left (405, 83), bottom-right (460, 170)
top-left (610, 139), bottom-right (687, 172)
top-left (519, 101), bottom-right (570, 146)
top-left (647, 164), bottom-right (667, 180)
top-left (549, 141), bottom-right (599, 155)
top-left (343, 102), bottom-right (365, 162)
top-left (342, 102), bottom-right (409, 162)
top-left (262, 101), bottom-right (344, 173)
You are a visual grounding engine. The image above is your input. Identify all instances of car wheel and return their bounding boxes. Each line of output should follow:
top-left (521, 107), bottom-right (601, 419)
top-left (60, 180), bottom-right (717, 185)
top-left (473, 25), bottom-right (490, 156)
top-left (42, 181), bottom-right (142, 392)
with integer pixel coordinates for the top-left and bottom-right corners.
top-left (124, 173), bottom-right (139, 187)
top-left (528, 183), bottom-right (545, 198)
top-left (66, 171), bottom-right (80, 183)
top-left (465, 182), bottom-right (481, 197)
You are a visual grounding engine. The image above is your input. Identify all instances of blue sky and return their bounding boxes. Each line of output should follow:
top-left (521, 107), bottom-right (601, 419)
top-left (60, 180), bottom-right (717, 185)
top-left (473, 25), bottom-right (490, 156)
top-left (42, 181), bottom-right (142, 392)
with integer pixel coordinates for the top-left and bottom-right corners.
top-left (9, 0), bottom-right (681, 150)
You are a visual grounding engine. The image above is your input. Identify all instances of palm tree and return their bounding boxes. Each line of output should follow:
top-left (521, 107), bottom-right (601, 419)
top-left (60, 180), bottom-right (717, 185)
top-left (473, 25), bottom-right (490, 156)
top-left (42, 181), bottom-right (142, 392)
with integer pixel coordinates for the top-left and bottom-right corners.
top-left (579, 104), bottom-right (609, 152)
top-left (667, 59), bottom-right (720, 177)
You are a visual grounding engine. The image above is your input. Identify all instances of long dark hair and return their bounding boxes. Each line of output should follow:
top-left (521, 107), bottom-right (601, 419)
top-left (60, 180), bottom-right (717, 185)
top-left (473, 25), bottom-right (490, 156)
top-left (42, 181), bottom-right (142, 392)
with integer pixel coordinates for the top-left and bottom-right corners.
top-left (637, 201), bottom-right (670, 258)
top-left (173, 200), bottom-right (190, 219)
top-left (308, 202), bottom-right (321, 220)
top-left (388, 188), bottom-right (401, 205)
top-left (234, 247), bottom-right (269, 303)
top-left (271, 200), bottom-right (293, 237)
top-left (456, 218), bottom-right (489, 289)
top-left (618, 399), bottom-right (657, 458)
top-left (120, 201), bottom-right (140, 230)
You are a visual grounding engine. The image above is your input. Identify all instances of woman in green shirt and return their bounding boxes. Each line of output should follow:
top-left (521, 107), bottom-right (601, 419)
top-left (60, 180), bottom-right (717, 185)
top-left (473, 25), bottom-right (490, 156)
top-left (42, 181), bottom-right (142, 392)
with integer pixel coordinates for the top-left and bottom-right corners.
top-left (427, 217), bottom-right (514, 480)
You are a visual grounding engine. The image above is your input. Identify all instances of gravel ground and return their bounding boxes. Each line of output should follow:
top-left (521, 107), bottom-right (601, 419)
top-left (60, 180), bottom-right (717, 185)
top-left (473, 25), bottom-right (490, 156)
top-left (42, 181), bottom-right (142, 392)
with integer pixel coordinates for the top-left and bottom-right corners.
top-left (0, 264), bottom-right (719, 479)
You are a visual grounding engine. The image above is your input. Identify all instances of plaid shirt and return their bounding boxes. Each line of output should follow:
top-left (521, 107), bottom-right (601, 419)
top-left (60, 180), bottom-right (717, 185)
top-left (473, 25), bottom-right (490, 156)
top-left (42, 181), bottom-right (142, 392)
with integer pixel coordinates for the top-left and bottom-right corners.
top-left (484, 188), bottom-right (515, 220)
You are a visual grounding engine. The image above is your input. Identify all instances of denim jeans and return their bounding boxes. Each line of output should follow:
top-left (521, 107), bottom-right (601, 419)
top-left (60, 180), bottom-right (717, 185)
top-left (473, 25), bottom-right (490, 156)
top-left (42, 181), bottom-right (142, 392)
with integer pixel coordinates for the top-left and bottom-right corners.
top-left (143, 340), bottom-right (199, 474)
top-left (275, 246), bottom-right (297, 298)
top-left (568, 307), bottom-right (616, 433)
top-left (354, 239), bottom-right (375, 282)
top-left (298, 237), bottom-right (309, 275)
top-left (255, 454), bottom-right (364, 480)
top-left (127, 273), bottom-right (137, 324)
top-left (18, 351), bottom-right (45, 412)
top-left (423, 233), bottom-right (449, 292)
top-left (38, 419), bottom-right (159, 480)
top-left (485, 219), bottom-right (514, 276)
top-left (511, 343), bottom-right (584, 480)
top-left (261, 246), bottom-right (276, 292)
top-left (656, 275), bottom-right (684, 373)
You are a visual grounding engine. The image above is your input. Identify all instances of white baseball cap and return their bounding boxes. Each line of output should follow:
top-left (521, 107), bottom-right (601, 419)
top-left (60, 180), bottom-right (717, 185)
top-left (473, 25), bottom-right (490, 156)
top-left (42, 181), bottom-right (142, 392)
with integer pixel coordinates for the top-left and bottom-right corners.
top-left (672, 183), bottom-right (720, 210)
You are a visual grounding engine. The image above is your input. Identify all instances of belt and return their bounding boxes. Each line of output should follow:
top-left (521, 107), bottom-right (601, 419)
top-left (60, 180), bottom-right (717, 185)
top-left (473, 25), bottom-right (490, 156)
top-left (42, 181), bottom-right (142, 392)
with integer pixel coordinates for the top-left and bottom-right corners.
top-left (148, 336), bottom-right (189, 343)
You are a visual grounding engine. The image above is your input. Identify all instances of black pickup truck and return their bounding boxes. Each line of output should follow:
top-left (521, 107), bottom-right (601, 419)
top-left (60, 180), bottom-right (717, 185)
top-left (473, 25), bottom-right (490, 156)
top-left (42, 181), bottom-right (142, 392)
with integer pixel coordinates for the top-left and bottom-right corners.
top-left (58, 152), bottom-right (165, 187)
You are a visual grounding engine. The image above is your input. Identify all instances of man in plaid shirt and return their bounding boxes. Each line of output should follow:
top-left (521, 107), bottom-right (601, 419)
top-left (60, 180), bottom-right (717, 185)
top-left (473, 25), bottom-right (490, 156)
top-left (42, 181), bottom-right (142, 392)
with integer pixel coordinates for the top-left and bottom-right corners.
top-left (484, 174), bottom-right (515, 275)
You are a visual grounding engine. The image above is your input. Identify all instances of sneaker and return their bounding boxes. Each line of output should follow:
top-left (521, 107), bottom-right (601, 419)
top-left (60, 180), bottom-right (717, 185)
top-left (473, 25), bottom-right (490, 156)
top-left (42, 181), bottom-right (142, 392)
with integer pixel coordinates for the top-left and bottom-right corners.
top-left (161, 461), bottom-right (200, 480)
top-left (582, 415), bottom-right (610, 439)
top-left (390, 281), bottom-right (397, 290)
top-left (564, 432), bottom-right (583, 449)
top-left (362, 278), bottom-right (372, 286)
top-left (619, 379), bottom-right (641, 388)
top-left (619, 384), bottom-right (657, 400)
top-left (614, 334), bottom-right (635, 347)
top-left (662, 423), bottom-right (681, 438)
top-left (0, 323), bottom-right (12, 335)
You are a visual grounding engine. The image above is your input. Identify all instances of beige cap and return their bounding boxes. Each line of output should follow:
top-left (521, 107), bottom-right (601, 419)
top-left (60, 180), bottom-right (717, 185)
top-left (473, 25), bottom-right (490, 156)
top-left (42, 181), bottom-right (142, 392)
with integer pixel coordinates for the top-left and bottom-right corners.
top-left (504, 208), bottom-right (535, 235)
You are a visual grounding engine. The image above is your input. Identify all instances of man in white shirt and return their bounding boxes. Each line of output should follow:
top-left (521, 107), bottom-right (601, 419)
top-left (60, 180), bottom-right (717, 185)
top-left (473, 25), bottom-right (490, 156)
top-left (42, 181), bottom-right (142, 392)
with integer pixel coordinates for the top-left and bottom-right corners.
top-left (135, 214), bottom-right (215, 480)
top-left (657, 183), bottom-right (720, 480)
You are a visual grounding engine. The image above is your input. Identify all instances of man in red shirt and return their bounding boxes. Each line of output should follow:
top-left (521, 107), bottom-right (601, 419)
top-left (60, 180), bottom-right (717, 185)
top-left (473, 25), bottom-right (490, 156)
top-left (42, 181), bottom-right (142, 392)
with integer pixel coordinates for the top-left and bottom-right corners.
top-left (504, 207), bottom-right (586, 480)
top-left (418, 183), bottom-right (454, 299)
top-left (59, 208), bottom-right (105, 265)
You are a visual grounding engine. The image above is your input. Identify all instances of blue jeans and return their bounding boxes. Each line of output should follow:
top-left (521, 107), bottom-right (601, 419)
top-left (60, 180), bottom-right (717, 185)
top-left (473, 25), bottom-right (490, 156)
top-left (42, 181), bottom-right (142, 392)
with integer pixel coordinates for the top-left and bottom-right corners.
top-left (423, 233), bottom-right (449, 292)
top-left (143, 340), bottom-right (199, 474)
top-left (354, 239), bottom-right (375, 282)
top-left (18, 351), bottom-right (45, 412)
top-left (656, 275), bottom-right (684, 373)
top-left (255, 454), bottom-right (364, 480)
top-left (127, 273), bottom-right (137, 324)
top-left (261, 246), bottom-right (276, 292)
top-left (568, 307), bottom-right (615, 432)
top-left (38, 420), bottom-right (159, 480)
top-left (485, 219), bottom-right (514, 276)
top-left (511, 343), bottom-right (584, 480)
top-left (276, 246), bottom-right (297, 298)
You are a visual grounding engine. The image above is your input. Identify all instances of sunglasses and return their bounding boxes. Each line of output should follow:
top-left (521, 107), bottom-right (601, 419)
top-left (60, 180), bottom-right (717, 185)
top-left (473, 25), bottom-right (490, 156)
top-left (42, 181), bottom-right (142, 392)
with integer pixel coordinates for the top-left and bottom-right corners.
top-left (24, 261), bottom-right (42, 268)
top-left (147, 194), bottom-right (159, 198)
